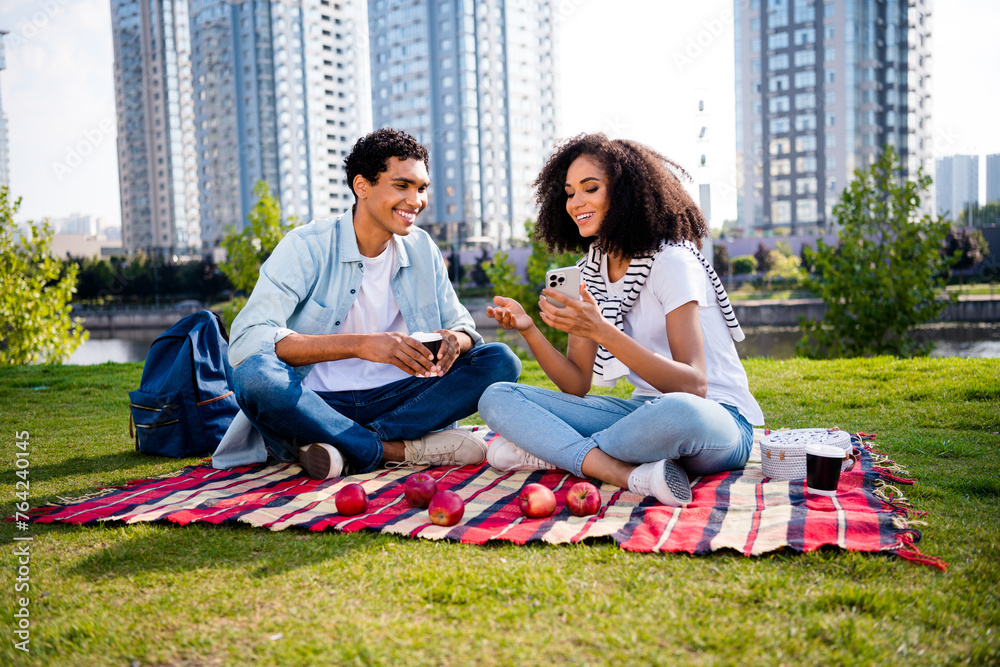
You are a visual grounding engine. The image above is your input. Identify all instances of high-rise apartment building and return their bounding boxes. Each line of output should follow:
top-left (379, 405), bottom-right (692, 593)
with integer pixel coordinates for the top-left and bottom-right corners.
top-left (0, 30), bottom-right (10, 192)
top-left (368, 0), bottom-right (557, 247)
top-left (190, 0), bottom-right (371, 254)
top-left (111, 0), bottom-right (201, 258)
top-left (112, 0), bottom-right (371, 258)
top-left (734, 0), bottom-right (933, 234)
top-left (986, 153), bottom-right (1000, 205)
top-left (935, 154), bottom-right (978, 221)
top-left (0, 30), bottom-right (10, 190)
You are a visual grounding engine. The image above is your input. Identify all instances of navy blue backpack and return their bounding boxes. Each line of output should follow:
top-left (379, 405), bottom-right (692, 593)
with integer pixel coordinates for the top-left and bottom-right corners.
top-left (129, 310), bottom-right (239, 458)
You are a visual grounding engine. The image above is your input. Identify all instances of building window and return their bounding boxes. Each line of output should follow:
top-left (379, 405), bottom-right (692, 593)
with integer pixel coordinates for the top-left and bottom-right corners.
top-left (796, 199), bottom-right (818, 222)
top-left (793, 27), bottom-right (815, 45)
top-left (795, 92), bottom-right (816, 109)
top-left (768, 33), bottom-right (789, 50)
top-left (826, 134), bottom-right (836, 148)
top-left (795, 135), bottom-right (817, 151)
top-left (796, 177), bottom-right (818, 194)
top-left (769, 54), bottom-right (789, 70)
top-left (824, 25), bottom-right (834, 40)
top-left (770, 158), bottom-right (791, 175)
top-left (769, 118), bottom-right (790, 134)
top-left (794, 114), bottom-right (817, 131)
top-left (770, 137), bottom-right (791, 155)
top-left (769, 74), bottom-right (790, 92)
top-left (825, 69), bottom-right (835, 83)
top-left (794, 70), bottom-right (816, 87)
top-left (824, 2), bottom-right (834, 18)
top-left (769, 96), bottom-right (790, 113)
top-left (752, 38), bottom-right (761, 52)
top-left (826, 112), bottom-right (836, 127)
top-left (796, 156), bottom-right (817, 172)
top-left (824, 46), bottom-right (835, 62)
top-left (771, 179), bottom-right (792, 196)
top-left (794, 50), bottom-right (815, 67)
top-left (772, 200), bottom-right (792, 223)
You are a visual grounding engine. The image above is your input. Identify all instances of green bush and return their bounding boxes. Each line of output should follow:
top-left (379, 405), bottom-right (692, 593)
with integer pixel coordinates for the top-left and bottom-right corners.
top-left (0, 187), bottom-right (87, 364)
top-left (798, 146), bottom-right (958, 358)
top-left (485, 223), bottom-right (581, 354)
top-left (732, 255), bottom-right (758, 275)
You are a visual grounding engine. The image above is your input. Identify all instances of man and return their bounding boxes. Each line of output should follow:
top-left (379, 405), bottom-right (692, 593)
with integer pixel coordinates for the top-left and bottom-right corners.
top-left (227, 129), bottom-right (520, 479)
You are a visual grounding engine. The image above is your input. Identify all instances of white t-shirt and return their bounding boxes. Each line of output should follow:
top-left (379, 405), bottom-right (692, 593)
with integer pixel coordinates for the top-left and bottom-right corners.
top-left (601, 246), bottom-right (765, 425)
top-left (302, 242), bottom-right (411, 392)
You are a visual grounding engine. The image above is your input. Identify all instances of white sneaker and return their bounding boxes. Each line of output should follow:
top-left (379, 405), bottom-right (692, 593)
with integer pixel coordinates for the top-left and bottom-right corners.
top-left (628, 459), bottom-right (692, 507)
top-left (486, 435), bottom-right (558, 473)
top-left (397, 428), bottom-right (488, 467)
top-left (298, 443), bottom-right (344, 480)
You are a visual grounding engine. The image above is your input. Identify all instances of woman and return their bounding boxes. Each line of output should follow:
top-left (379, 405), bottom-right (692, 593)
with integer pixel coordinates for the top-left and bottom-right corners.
top-left (477, 134), bottom-right (764, 507)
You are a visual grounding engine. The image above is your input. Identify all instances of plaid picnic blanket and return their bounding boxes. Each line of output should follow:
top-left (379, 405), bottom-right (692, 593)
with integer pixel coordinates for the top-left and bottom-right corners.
top-left (24, 430), bottom-right (945, 568)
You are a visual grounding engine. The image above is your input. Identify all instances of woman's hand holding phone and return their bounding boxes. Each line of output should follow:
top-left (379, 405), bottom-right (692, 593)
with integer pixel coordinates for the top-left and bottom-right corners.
top-left (540, 281), bottom-right (612, 342)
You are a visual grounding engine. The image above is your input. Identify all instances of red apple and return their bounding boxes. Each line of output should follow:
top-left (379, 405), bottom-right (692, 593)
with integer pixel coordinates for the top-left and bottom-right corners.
top-left (566, 481), bottom-right (601, 517)
top-left (427, 490), bottom-right (465, 526)
top-left (518, 482), bottom-right (556, 518)
top-left (335, 483), bottom-right (368, 516)
top-left (404, 472), bottom-right (438, 509)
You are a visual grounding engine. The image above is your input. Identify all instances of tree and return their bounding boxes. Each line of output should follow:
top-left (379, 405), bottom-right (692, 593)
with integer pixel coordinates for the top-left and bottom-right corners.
top-left (754, 242), bottom-right (777, 274)
top-left (943, 227), bottom-right (989, 271)
top-left (485, 223), bottom-right (581, 353)
top-left (797, 146), bottom-right (958, 359)
top-left (220, 181), bottom-right (295, 327)
top-left (0, 187), bottom-right (88, 364)
top-left (712, 244), bottom-right (730, 276)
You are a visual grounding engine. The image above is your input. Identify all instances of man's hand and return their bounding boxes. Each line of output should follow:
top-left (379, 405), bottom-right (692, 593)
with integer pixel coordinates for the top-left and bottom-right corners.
top-left (360, 332), bottom-right (438, 377)
top-left (426, 329), bottom-right (469, 376)
top-left (361, 330), bottom-right (471, 378)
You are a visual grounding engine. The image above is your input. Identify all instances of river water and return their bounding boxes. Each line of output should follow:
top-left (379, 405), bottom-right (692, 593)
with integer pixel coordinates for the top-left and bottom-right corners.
top-left (66, 322), bottom-right (1000, 365)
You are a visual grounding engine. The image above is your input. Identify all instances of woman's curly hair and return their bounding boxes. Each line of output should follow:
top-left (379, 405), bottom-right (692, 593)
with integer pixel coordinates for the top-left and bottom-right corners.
top-left (532, 133), bottom-right (708, 256)
top-left (344, 128), bottom-right (429, 200)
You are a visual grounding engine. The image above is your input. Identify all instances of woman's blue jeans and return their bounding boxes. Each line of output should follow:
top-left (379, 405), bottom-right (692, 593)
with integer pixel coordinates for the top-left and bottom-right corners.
top-left (233, 343), bottom-right (521, 474)
top-left (478, 382), bottom-right (752, 479)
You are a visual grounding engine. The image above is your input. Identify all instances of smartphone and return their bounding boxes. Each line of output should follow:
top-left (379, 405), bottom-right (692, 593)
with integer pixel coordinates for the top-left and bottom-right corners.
top-left (544, 266), bottom-right (582, 308)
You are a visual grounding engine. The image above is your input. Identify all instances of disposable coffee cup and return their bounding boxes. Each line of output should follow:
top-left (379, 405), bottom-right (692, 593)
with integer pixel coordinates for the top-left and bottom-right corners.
top-left (805, 444), bottom-right (847, 496)
top-left (412, 332), bottom-right (443, 360)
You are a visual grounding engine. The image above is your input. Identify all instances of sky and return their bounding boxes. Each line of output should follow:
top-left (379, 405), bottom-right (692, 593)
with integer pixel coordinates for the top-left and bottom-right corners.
top-left (2, 0), bottom-right (999, 230)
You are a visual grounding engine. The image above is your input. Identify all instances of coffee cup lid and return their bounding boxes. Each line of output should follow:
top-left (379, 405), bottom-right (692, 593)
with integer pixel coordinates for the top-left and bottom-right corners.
top-left (805, 443), bottom-right (846, 457)
top-left (412, 331), bottom-right (442, 342)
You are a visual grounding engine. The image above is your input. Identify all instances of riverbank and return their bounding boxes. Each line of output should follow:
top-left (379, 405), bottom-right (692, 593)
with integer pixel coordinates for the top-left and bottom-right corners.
top-left (74, 293), bottom-right (1000, 333)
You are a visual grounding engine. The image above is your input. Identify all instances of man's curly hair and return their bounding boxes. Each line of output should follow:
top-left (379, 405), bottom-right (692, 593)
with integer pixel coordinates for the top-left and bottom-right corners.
top-left (344, 128), bottom-right (429, 199)
top-left (533, 133), bottom-right (708, 256)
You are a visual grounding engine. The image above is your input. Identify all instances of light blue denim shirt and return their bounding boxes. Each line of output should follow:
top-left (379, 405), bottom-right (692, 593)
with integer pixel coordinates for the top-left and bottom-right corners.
top-left (228, 209), bottom-right (482, 376)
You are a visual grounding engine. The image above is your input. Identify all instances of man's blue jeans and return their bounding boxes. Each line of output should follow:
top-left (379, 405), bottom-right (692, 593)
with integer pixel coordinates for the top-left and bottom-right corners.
top-left (478, 382), bottom-right (752, 479)
top-left (233, 343), bottom-right (521, 474)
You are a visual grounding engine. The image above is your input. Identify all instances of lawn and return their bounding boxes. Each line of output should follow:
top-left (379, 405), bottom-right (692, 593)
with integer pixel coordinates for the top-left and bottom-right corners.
top-left (1, 357), bottom-right (998, 666)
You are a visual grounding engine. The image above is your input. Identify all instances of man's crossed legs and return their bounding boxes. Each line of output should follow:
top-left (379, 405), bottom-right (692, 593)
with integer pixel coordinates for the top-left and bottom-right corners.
top-left (233, 343), bottom-right (520, 479)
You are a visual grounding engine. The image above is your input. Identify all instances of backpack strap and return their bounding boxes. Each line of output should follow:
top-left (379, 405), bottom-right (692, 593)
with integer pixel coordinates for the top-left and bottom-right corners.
top-left (128, 410), bottom-right (139, 451)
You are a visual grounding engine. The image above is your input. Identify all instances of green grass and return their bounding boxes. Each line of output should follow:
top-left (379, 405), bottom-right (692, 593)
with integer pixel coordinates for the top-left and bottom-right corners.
top-left (1, 357), bottom-right (998, 666)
